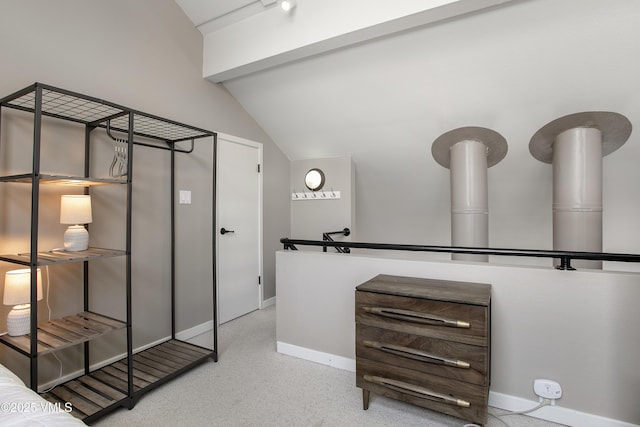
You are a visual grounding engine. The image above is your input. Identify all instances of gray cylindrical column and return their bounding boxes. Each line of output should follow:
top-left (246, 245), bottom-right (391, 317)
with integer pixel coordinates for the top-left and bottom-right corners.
top-left (553, 127), bottom-right (603, 268)
top-left (529, 111), bottom-right (632, 269)
top-left (432, 127), bottom-right (507, 262)
top-left (450, 140), bottom-right (489, 261)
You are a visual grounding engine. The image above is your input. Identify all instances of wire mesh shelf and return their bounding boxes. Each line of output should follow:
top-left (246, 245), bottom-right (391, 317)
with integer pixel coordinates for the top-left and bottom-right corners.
top-left (0, 83), bottom-right (215, 143)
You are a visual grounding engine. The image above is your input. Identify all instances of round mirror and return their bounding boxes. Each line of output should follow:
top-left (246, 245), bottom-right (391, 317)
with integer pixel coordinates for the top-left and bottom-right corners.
top-left (304, 168), bottom-right (325, 191)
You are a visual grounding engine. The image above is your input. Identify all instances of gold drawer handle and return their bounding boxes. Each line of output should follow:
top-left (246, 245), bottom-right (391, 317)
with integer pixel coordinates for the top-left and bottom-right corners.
top-left (364, 374), bottom-right (470, 407)
top-left (363, 306), bottom-right (470, 328)
top-left (363, 340), bottom-right (470, 368)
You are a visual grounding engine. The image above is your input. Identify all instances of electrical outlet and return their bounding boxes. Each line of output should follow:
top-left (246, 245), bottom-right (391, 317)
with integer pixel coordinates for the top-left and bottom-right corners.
top-left (534, 379), bottom-right (562, 400)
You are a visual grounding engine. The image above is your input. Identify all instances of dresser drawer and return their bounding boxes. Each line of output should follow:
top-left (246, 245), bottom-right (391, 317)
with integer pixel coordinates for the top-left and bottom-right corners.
top-left (356, 290), bottom-right (489, 347)
top-left (357, 358), bottom-right (488, 425)
top-left (355, 275), bottom-right (490, 425)
top-left (356, 324), bottom-right (488, 386)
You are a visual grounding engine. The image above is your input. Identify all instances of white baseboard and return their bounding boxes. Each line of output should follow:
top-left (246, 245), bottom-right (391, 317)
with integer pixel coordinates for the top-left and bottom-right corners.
top-left (175, 320), bottom-right (214, 341)
top-left (489, 392), bottom-right (637, 427)
top-left (262, 296), bottom-right (276, 308)
top-left (276, 342), bottom-right (634, 427)
top-left (277, 341), bottom-right (356, 372)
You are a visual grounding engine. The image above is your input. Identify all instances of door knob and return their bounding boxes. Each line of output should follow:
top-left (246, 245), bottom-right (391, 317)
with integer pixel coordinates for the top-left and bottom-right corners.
top-left (220, 227), bottom-right (235, 235)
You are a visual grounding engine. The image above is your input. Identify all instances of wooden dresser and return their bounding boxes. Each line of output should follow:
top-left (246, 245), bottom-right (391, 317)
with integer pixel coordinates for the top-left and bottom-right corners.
top-left (355, 274), bottom-right (491, 425)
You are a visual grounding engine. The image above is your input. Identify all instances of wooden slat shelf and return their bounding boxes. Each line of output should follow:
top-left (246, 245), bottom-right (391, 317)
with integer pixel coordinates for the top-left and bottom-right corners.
top-left (0, 247), bottom-right (126, 266)
top-left (0, 173), bottom-right (126, 186)
top-left (0, 83), bottom-right (218, 424)
top-left (0, 311), bottom-right (126, 356)
top-left (40, 339), bottom-right (214, 423)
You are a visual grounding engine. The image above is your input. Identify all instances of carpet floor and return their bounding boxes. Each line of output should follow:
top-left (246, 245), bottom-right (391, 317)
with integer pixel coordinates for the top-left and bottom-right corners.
top-left (94, 305), bottom-right (564, 427)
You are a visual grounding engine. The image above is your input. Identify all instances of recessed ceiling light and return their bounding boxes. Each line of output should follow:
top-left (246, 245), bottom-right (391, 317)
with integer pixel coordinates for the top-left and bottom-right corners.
top-left (280, 0), bottom-right (296, 12)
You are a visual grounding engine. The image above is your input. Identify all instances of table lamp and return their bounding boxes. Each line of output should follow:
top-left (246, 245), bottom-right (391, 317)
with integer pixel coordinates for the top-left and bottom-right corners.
top-left (3, 268), bottom-right (43, 336)
top-left (60, 194), bottom-right (92, 251)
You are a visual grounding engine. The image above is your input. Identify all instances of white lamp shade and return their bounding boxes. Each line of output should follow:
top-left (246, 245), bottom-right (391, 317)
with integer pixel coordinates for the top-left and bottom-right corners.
top-left (60, 195), bottom-right (92, 225)
top-left (3, 268), bottom-right (43, 306)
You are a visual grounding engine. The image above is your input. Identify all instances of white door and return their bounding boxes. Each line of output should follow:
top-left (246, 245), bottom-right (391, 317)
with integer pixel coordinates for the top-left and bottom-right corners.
top-left (217, 134), bottom-right (262, 324)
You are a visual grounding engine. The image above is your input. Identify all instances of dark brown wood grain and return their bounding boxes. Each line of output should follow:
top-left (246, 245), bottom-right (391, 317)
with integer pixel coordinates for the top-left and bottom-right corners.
top-left (356, 290), bottom-right (489, 347)
top-left (355, 275), bottom-right (491, 426)
top-left (0, 311), bottom-right (125, 355)
top-left (357, 274), bottom-right (491, 305)
top-left (357, 358), bottom-right (488, 425)
top-left (40, 339), bottom-right (211, 421)
top-left (356, 324), bottom-right (488, 385)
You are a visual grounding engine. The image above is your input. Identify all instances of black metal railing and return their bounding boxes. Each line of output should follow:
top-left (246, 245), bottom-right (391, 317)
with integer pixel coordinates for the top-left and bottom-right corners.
top-left (280, 238), bottom-right (640, 271)
top-left (322, 228), bottom-right (351, 253)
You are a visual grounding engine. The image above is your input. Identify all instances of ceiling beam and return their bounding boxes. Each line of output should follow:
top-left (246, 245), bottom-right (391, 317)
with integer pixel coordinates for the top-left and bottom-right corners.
top-left (200, 0), bottom-right (515, 83)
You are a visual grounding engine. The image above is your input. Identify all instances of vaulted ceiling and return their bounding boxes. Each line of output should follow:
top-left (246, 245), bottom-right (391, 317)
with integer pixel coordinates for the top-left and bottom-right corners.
top-left (174, 0), bottom-right (640, 252)
top-left (175, 0), bottom-right (639, 164)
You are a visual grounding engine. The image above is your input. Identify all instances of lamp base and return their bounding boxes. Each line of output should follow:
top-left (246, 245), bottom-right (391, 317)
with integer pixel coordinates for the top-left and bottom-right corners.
top-left (64, 225), bottom-right (89, 251)
top-left (7, 304), bottom-right (32, 336)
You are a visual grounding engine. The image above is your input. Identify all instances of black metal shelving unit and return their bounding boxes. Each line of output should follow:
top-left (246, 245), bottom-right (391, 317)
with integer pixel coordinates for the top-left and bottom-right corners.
top-left (0, 82), bottom-right (218, 423)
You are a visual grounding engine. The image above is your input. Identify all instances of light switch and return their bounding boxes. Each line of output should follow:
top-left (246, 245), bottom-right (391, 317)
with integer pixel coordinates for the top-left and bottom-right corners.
top-left (179, 190), bottom-right (191, 204)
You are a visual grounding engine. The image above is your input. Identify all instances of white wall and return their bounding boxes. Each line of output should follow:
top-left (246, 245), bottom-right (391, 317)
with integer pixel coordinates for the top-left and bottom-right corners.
top-left (276, 250), bottom-right (640, 426)
top-left (224, 0), bottom-right (640, 272)
top-left (290, 156), bottom-right (355, 245)
top-left (0, 0), bottom-right (289, 384)
top-left (199, 0), bottom-right (511, 81)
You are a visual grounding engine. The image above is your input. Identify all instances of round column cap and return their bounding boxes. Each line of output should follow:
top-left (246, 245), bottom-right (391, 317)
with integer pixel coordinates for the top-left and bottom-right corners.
top-left (431, 126), bottom-right (508, 169)
top-left (529, 111), bottom-right (632, 164)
